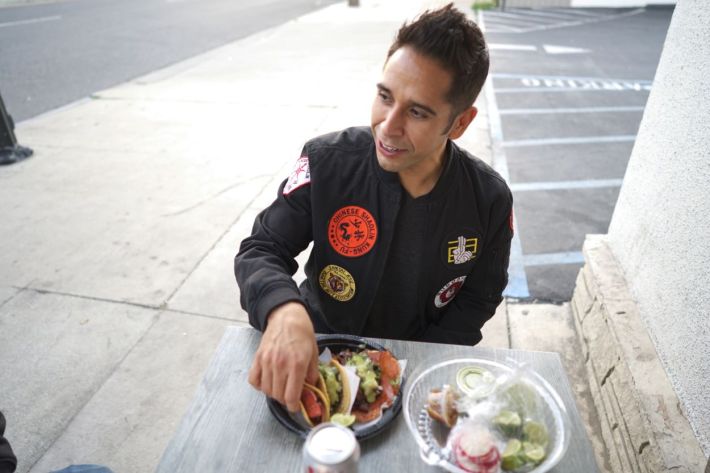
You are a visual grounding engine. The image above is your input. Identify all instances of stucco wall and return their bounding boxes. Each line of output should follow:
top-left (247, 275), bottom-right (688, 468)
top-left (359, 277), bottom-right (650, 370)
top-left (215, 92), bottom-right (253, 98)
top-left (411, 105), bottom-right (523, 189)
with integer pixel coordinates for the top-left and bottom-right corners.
top-left (607, 0), bottom-right (710, 457)
top-left (570, 0), bottom-right (675, 6)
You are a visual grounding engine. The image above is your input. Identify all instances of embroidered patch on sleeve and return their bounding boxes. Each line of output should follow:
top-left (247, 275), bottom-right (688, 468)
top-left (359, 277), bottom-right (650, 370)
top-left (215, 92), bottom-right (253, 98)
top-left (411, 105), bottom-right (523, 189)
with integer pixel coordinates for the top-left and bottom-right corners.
top-left (434, 276), bottom-right (467, 308)
top-left (283, 155), bottom-right (311, 195)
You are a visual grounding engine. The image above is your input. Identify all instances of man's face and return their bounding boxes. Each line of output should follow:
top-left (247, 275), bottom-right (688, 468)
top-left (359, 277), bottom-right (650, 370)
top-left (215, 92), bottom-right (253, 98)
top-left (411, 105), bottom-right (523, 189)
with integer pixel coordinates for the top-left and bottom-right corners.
top-left (371, 46), bottom-right (457, 179)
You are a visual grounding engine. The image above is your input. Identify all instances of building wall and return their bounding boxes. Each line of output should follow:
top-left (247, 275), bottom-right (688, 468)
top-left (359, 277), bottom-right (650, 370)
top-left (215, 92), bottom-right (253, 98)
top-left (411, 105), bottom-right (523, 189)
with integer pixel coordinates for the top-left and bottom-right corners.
top-left (570, 0), bottom-right (675, 6)
top-left (606, 0), bottom-right (710, 457)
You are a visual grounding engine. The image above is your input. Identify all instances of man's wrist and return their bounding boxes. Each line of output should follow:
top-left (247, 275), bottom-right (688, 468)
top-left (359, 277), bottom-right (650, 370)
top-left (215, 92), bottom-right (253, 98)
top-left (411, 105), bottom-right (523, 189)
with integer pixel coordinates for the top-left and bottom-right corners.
top-left (266, 301), bottom-right (310, 327)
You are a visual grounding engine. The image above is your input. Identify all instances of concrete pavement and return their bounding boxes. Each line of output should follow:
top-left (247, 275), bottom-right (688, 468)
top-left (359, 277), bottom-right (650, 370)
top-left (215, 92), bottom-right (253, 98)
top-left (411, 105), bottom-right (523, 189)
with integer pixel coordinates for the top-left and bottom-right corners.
top-left (0, 1), bottom-right (606, 472)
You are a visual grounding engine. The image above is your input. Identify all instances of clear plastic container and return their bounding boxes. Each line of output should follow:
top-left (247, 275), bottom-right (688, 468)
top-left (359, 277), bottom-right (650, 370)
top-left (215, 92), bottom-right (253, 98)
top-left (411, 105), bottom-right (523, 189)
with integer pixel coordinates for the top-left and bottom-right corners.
top-left (403, 356), bottom-right (571, 473)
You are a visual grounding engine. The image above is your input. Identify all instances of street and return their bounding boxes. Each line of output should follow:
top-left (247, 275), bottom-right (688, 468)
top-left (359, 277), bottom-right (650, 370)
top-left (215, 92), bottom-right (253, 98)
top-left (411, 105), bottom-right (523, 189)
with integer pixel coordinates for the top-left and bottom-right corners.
top-left (0, 0), bottom-right (338, 122)
top-left (483, 6), bottom-right (673, 301)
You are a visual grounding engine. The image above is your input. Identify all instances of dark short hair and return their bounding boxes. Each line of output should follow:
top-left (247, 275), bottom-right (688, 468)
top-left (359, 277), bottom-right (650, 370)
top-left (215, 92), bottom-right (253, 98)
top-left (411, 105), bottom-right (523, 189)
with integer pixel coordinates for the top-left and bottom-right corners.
top-left (387, 3), bottom-right (489, 116)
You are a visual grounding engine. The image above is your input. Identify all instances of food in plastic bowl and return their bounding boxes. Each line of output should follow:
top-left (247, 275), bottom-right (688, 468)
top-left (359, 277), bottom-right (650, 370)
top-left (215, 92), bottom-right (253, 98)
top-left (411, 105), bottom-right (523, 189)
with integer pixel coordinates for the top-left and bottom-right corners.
top-left (403, 356), bottom-right (570, 473)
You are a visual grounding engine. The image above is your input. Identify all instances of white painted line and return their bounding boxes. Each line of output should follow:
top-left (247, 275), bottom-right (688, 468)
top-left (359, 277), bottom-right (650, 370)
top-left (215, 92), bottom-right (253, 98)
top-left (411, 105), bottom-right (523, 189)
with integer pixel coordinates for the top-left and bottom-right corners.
top-left (500, 106), bottom-right (645, 115)
top-left (484, 22), bottom-right (524, 32)
top-left (524, 251), bottom-right (585, 266)
top-left (548, 8), bottom-right (603, 17)
top-left (510, 178), bottom-right (623, 192)
top-left (504, 135), bottom-right (636, 147)
top-left (495, 87), bottom-right (649, 94)
top-left (0, 15), bottom-right (61, 29)
top-left (487, 18), bottom-right (541, 28)
top-left (493, 72), bottom-right (652, 82)
top-left (489, 43), bottom-right (538, 51)
top-left (502, 9), bottom-right (592, 20)
top-left (479, 11), bottom-right (529, 299)
top-left (486, 27), bottom-right (524, 33)
top-left (543, 44), bottom-right (590, 54)
top-left (485, 12), bottom-right (554, 25)
top-left (519, 8), bottom-right (645, 33)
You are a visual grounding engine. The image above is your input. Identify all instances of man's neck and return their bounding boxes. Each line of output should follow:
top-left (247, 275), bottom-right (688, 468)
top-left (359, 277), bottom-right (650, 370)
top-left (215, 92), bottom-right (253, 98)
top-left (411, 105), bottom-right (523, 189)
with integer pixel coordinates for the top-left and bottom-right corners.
top-left (399, 146), bottom-right (448, 199)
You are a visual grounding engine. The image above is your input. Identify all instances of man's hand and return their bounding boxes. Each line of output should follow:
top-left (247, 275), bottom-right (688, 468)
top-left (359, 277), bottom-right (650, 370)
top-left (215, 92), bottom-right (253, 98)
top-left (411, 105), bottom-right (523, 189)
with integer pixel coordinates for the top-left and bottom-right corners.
top-left (248, 302), bottom-right (319, 413)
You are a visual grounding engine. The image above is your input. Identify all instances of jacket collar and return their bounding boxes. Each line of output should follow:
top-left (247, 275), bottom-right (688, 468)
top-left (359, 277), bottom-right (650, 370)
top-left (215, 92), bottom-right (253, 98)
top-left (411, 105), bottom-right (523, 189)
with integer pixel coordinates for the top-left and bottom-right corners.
top-left (371, 137), bottom-right (458, 203)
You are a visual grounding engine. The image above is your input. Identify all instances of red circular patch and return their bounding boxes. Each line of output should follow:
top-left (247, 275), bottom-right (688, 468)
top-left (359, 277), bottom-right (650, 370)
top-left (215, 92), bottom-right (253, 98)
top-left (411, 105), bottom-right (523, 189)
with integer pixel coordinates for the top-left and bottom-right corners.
top-left (327, 206), bottom-right (378, 257)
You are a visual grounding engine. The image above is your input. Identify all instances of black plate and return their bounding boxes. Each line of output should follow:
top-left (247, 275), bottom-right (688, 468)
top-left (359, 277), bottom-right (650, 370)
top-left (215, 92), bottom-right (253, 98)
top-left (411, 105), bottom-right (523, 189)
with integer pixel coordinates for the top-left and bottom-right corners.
top-left (266, 334), bottom-right (405, 440)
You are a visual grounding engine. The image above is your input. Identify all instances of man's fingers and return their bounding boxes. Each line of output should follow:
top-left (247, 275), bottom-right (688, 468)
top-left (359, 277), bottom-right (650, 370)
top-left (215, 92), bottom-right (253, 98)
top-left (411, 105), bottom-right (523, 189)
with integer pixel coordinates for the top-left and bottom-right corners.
top-left (271, 357), bottom-right (287, 407)
top-left (284, 361), bottom-right (307, 413)
top-left (248, 355), bottom-right (262, 390)
top-left (305, 344), bottom-right (320, 385)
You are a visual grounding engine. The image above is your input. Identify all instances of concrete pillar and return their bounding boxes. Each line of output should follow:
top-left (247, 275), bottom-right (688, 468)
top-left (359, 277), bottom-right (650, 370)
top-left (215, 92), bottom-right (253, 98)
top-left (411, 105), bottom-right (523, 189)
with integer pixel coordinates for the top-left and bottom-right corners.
top-left (607, 0), bottom-right (709, 458)
top-left (571, 1), bottom-right (709, 471)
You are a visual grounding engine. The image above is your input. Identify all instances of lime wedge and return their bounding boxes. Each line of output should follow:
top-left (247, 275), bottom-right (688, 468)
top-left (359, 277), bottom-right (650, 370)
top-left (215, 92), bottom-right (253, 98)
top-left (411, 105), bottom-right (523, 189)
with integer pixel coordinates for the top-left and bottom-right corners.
top-left (501, 439), bottom-right (525, 471)
top-left (522, 420), bottom-right (549, 448)
top-left (330, 413), bottom-right (356, 427)
top-left (493, 410), bottom-right (522, 437)
top-left (522, 441), bottom-right (546, 465)
top-left (502, 382), bottom-right (538, 417)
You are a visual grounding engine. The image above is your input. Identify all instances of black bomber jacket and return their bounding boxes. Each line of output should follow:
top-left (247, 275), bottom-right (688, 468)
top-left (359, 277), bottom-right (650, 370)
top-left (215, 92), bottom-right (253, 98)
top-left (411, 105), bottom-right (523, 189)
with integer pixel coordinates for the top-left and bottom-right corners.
top-left (235, 126), bottom-right (513, 345)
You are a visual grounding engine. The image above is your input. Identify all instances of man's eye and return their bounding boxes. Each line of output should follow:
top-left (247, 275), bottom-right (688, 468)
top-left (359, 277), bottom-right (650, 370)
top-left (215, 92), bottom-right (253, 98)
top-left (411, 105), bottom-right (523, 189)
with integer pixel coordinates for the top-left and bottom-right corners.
top-left (411, 108), bottom-right (428, 119)
top-left (378, 91), bottom-right (391, 102)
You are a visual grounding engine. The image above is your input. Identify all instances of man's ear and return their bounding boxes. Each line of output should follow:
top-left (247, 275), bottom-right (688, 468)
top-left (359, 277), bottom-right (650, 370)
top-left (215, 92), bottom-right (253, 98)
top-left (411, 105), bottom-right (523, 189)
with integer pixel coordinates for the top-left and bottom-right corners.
top-left (447, 106), bottom-right (478, 140)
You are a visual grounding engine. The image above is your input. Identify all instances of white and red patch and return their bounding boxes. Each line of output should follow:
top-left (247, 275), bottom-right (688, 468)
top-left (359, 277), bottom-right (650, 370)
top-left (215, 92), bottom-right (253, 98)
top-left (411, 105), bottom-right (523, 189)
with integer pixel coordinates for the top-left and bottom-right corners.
top-left (434, 276), bottom-right (467, 308)
top-left (283, 155), bottom-right (311, 195)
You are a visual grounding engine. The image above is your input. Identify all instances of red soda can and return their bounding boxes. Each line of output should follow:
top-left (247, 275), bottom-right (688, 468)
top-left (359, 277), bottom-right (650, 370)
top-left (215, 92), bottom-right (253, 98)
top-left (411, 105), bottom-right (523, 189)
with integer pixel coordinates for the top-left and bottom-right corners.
top-left (303, 422), bottom-right (360, 473)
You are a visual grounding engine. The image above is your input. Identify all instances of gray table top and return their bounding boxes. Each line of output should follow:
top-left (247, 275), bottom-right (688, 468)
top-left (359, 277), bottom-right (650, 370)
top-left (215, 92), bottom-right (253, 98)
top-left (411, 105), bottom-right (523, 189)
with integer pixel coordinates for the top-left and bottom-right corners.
top-left (156, 326), bottom-right (600, 473)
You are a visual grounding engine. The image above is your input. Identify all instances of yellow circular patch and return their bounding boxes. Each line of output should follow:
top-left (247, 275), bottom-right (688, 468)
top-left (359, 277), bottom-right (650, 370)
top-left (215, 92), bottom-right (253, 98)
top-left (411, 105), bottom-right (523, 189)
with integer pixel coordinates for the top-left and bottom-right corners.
top-left (318, 265), bottom-right (356, 302)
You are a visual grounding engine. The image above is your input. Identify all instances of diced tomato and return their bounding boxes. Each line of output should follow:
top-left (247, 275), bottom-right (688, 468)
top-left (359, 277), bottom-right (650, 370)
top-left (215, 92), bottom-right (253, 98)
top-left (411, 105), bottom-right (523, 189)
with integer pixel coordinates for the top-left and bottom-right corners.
top-left (301, 389), bottom-right (322, 423)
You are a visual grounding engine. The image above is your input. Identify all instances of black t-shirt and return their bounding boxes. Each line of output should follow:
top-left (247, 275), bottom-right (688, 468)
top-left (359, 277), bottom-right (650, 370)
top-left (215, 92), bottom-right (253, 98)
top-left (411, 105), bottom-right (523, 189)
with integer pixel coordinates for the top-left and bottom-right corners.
top-left (362, 191), bottom-right (430, 340)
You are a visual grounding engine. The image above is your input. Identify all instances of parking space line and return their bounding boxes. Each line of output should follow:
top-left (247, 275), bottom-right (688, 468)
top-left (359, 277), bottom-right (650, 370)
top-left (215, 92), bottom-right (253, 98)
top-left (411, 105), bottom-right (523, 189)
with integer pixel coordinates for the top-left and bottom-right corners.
top-left (510, 178), bottom-right (623, 192)
top-left (490, 43), bottom-right (538, 51)
top-left (500, 106), bottom-right (645, 115)
top-left (485, 12), bottom-right (556, 24)
top-left (504, 135), bottom-right (636, 147)
top-left (479, 12), bottom-right (530, 299)
top-left (0, 15), bottom-right (61, 29)
top-left (548, 9), bottom-right (604, 17)
top-left (524, 251), bottom-right (585, 266)
top-left (508, 10), bottom-right (595, 20)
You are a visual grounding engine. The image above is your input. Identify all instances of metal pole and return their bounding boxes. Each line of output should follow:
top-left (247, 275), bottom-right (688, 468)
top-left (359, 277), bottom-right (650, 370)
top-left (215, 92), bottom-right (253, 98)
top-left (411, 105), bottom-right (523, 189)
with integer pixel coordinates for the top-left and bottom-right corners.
top-left (0, 91), bottom-right (33, 165)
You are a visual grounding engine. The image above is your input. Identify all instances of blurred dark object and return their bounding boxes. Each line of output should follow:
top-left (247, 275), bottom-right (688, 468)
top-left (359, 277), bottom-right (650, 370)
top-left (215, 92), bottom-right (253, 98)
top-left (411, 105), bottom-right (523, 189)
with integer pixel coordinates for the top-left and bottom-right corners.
top-left (348, 0), bottom-right (359, 6)
top-left (0, 412), bottom-right (17, 473)
top-left (1, 91), bottom-right (33, 166)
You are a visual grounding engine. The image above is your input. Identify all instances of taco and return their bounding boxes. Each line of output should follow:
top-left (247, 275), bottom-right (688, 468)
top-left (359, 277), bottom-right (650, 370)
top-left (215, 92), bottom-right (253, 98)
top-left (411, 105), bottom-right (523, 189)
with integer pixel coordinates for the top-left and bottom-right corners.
top-left (336, 349), bottom-right (402, 423)
top-left (300, 379), bottom-right (330, 427)
top-left (318, 359), bottom-right (352, 417)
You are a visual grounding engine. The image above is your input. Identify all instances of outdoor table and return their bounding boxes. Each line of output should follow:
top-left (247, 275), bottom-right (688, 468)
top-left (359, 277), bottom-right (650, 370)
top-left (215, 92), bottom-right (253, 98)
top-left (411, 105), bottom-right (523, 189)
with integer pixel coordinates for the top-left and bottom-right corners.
top-left (156, 326), bottom-right (600, 472)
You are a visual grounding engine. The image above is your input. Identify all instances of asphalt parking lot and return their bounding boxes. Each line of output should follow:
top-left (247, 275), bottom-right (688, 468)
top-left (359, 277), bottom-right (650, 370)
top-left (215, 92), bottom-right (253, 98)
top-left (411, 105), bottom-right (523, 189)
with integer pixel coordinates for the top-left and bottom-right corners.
top-left (483, 6), bottom-right (674, 301)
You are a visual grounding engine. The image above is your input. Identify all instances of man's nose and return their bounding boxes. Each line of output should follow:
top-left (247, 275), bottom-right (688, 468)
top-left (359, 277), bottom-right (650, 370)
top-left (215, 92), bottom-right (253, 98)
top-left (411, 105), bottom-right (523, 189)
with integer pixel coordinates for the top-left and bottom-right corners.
top-left (381, 108), bottom-right (404, 136)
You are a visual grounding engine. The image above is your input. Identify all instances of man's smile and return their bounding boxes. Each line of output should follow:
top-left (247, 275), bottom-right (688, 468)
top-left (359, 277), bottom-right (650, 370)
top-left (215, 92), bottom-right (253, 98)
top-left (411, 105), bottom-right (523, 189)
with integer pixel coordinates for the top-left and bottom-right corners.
top-left (377, 139), bottom-right (406, 157)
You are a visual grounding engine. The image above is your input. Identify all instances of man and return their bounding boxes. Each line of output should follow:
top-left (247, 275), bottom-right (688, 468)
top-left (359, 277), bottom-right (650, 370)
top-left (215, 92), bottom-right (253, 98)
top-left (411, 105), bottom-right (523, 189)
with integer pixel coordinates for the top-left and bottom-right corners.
top-left (235, 4), bottom-right (513, 413)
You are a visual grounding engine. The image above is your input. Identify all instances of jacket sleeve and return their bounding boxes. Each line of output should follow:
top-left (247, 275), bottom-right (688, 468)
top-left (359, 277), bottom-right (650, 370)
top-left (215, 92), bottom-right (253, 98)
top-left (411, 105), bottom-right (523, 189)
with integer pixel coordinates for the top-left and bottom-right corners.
top-left (234, 156), bottom-right (314, 332)
top-left (0, 412), bottom-right (17, 473)
top-left (422, 189), bottom-right (513, 346)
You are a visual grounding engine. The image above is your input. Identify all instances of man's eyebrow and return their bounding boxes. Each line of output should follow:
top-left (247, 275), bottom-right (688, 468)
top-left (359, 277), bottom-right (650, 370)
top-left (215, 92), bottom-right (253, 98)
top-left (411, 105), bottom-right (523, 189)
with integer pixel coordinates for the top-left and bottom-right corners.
top-left (376, 83), bottom-right (438, 117)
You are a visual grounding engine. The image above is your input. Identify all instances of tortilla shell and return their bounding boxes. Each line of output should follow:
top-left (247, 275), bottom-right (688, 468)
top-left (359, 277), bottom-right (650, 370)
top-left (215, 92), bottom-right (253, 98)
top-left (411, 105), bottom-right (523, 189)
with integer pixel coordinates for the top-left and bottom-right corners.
top-left (300, 382), bottom-right (331, 427)
top-left (331, 359), bottom-right (352, 415)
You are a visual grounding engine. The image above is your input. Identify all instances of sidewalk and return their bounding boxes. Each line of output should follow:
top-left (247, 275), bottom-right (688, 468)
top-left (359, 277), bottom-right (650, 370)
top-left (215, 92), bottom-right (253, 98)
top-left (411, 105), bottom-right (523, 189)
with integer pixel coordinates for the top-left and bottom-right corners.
top-left (0, 1), bottom-right (605, 472)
